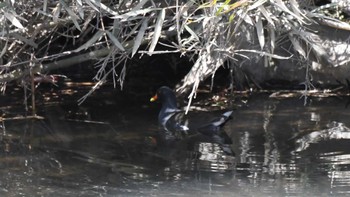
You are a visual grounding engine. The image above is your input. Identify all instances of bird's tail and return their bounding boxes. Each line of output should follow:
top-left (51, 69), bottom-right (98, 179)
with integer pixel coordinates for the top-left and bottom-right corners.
top-left (197, 110), bottom-right (233, 136)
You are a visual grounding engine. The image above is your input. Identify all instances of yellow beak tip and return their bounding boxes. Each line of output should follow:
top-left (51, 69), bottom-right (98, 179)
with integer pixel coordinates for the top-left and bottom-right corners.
top-left (150, 94), bottom-right (158, 102)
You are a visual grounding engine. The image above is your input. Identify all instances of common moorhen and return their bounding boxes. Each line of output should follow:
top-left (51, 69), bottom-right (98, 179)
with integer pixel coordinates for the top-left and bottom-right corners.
top-left (150, 86), bottom-right (233, 146)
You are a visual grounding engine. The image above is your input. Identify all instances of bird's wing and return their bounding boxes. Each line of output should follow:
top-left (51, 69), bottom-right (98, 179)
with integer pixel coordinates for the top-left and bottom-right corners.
top-left (164, 111), bottom-right (191, 138)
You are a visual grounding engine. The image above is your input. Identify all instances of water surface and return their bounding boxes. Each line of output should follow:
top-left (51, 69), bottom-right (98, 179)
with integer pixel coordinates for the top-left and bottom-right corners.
top-left (1, 86), bottom-right (350, 196)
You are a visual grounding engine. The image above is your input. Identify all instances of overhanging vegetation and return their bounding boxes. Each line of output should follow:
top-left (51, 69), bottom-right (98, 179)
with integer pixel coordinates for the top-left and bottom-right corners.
top-left (0, 0), bottom-right (349, 105)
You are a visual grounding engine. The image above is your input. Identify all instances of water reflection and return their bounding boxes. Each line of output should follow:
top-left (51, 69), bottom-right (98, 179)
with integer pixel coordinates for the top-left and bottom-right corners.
top-left (228, 95), bottom-right (350, 196)
top-left (2, 87), bottom-right (350, 195)
top-left (295, 121), bottom-right (350, 152)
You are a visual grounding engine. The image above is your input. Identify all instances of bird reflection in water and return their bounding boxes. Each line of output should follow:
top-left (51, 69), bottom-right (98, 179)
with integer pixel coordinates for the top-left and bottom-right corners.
top-left (196, 142), bottom-right (235, 171)
top-left (144, 132), bottom-right (235, 173)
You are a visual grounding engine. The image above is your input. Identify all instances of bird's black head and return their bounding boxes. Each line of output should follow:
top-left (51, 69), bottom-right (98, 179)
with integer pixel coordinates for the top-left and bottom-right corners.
top-left (150, 86), bottom-right (178, 110)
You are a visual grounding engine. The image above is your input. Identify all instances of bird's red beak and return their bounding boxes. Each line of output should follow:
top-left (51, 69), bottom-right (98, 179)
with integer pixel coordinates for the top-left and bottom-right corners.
top-left (150, 94), bottom-right (158, 102)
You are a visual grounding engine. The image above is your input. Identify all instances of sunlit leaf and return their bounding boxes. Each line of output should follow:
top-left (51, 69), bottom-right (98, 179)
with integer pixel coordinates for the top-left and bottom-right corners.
top-left (73, 30), bottom-right (104, 52)
top-left (215, 0), bottom-right (231, 15)
top-left (85, 0), bottom-right (100, 12)
top-left (43, 0), bottom-right (48, 12)
top-left (248, 0), bottom-right (267, 11)
top-left (89, 0), bottom-right (118, 15)
top-left (52, 3), bottom-right (61, 23)
top-left (293, 28), bottom-right (331, 64)
top-left (184, 25), bottom-right (199, 41)
top-left (76, 0), bottom-right (84, 19)
top-left (255, 15), bottom-right (264, 50)
top-left (106, 31), bottom-right (125, 51)
top-left (149, 9), bottom-right (165, 53)
top-left (289, 0), bottom-right (305, 19)
top-left (132, 18), bottom-right (148, 57)
top-left (258, 5), bottom-right (275, 27)
top-left (235, 49), bottom-right (293, 59)
top-left (233, 9), bottom-right (250, 34)
top-left (4, 12), bottom-right (24, 29)
top-left (111, 8), bottom-right (161, 20)
top-left (198, 2), bottom-right (213, 9)
top-left (59, 0), bottom-right (81, 31)
top-left (132, 0), bottom-right (149, 11)
top-left (0, 39), bottom-right (8, 59)
top-left (178, 1), bottom-right (194, 17)
top-left (236, 9), bottom-right (253, 26)
top-left (289, 34), bottom-right (306, 58)
top-left (310, 42), bottom-right (331, 65)
top-left (270, 28), bottom-right (275, 53)
top-left (223, 0), bottom-right (249, 14)
top-left (202, 17), bottom-right (211, 29)
top-left (273, 0), bottom-right (304, 23)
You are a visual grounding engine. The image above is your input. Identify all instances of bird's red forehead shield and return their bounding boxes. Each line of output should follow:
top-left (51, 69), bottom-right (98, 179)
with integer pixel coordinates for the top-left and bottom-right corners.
top-left (150, 94), bottom-right (158, 102)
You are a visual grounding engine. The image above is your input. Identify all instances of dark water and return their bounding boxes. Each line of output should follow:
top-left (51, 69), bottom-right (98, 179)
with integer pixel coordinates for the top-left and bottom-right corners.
top-left (1, 85), bottom-right (350, 196)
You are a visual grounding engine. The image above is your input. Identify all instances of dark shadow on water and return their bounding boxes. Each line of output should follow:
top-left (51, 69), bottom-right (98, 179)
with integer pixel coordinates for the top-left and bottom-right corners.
top-left (1, 86), bottom-right (350, 196)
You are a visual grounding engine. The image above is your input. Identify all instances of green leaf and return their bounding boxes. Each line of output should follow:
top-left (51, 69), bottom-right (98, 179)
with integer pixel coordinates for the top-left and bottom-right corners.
top-left (229, 13), bottom-right (235, 22)
top-left (215, 0), bottom-right (231, 15)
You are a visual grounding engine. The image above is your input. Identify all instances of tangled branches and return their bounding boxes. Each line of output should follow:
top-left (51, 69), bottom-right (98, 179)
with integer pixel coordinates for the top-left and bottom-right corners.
top-left (0, 0), bottom-right (349, 106)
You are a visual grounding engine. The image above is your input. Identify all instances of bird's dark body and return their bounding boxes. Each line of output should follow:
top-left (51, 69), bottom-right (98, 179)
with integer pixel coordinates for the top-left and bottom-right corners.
top-left (152, 86), bottom-right (233, 145)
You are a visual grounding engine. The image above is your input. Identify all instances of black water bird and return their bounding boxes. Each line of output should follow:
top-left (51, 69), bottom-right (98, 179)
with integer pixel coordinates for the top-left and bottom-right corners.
top-left (150, 86), bottom-right (233, 148)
